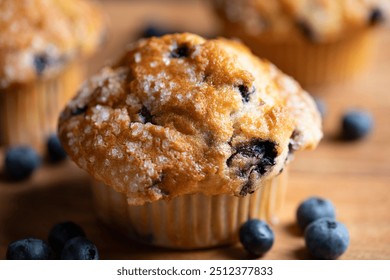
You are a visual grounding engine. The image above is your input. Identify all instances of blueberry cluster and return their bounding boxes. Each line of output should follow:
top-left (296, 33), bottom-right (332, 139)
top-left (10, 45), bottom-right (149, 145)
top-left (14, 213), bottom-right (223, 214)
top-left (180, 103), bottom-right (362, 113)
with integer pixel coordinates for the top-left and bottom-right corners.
top-left (2, 134), bottom-right (67, 181)
top-left (238, 197), bottom-right (349, 260)
top-left (297, 197), bottom-right (350, 260)
top-left (6, 221), bottom-right (99, 260)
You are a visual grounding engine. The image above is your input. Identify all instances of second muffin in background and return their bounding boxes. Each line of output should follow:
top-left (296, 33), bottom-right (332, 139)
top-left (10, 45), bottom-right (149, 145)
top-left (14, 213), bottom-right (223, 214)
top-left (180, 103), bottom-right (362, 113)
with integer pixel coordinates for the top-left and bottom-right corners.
top-left (0, 0), bottom-right (105, 153)
top-left (58, 33), bottom-right (322, 249)
top-left (211, 0), bottom-right (389, 87)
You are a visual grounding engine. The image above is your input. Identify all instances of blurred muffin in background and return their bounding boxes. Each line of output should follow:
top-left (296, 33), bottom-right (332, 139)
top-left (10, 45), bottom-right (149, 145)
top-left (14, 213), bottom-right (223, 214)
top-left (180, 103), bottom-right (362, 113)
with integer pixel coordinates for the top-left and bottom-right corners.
top-left (211, 0), bottom-right (389, 87)
top-left (0, 0), bottom-right (105, 153)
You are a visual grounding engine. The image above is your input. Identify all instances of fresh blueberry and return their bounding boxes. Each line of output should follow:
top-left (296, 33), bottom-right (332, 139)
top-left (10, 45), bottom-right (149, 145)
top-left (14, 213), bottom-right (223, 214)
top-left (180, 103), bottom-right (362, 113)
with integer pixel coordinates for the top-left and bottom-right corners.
top-left (314, 98), bottom-right (326, 119)
top-left (341, 110), bottom-right (373, 141)
top-left (4, 146), bottom-right (41, 180)
top-left (6, 238), bottom-right (53, 260)
top-left (305, 218), bottom-right (349, 259)
top-left (239, 219), bottom-right (274, 257)
top-left (47, 134), bottom-right (67, 162)
top-left (48, 221), bottom-right (86, 256)
top-left (61, 237), bottom-right (99, 260)
top-left (296, 197), bottom-right (336, 230)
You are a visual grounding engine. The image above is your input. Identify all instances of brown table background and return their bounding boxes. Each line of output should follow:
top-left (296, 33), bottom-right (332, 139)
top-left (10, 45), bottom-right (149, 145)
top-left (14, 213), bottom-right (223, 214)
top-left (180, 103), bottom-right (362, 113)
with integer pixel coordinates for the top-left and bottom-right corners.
top-left (1, 0), bottom-right (390, 260)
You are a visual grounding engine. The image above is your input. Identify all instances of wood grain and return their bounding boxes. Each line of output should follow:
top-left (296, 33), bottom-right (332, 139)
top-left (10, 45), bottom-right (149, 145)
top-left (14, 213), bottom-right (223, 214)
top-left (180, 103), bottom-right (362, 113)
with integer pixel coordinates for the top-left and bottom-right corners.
top-left (1, 0), bottom-right (390, 260)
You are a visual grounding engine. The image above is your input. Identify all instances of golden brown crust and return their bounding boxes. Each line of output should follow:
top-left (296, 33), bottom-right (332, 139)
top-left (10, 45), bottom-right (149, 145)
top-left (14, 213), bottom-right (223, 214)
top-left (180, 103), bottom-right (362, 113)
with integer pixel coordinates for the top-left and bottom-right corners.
top-left (212, 0), bottom-right (389, 43)
top-left (58, 33), bottom-right (322, 205)
top-left (0, 0), bottom-right (105, 87)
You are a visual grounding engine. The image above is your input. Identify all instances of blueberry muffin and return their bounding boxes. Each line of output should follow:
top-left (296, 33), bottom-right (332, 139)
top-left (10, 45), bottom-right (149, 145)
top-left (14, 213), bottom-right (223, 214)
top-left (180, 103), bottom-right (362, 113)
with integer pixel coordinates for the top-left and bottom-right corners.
top-left (58, 33), bottom-right (322, 249)
top-left (211, 0), bottom-right (389, 86)
top-left (0, 0), bottom-right (105, 153)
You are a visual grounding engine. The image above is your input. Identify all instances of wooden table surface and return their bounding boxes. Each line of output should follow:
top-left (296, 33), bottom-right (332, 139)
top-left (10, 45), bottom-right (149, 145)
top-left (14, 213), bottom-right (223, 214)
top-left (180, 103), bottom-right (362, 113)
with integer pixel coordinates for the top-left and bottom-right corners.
top-left (1, 0), bottom-right (390, 260)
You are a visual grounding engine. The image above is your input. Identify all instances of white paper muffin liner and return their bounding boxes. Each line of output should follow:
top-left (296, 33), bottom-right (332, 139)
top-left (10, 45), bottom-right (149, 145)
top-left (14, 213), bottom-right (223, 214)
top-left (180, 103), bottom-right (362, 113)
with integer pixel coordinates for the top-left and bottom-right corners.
top-left (0, 62), bottom-right (83, 153)
top-left (92, 171), bottom-right (287, 249)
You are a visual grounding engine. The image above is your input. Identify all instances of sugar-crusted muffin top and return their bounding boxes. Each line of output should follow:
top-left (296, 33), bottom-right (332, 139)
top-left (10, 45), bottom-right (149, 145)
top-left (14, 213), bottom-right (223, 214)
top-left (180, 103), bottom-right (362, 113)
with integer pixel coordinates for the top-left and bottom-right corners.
top-left (58, 33), bottom-right (322, 205)
top-left (0, 0), bottom-right (105, 88)
top-left (212, 0), bottom-right (389, 43)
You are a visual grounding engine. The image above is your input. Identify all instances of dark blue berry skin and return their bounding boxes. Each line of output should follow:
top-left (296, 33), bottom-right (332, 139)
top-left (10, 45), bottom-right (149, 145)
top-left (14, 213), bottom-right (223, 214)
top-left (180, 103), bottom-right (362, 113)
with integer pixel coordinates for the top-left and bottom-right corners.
top-left (141, 25), bottom-right (175, 38)
top-left (314, 98), bottom-right (326, 119)
top-left (369, 8), bottom-right (385, 25)
top-left (296, 20), bottom-right (317, 41)
top-left (297, 197), bottom-right (336, 231)
top-left (33, 54), bottom-right (49, 75)
top-left (61, 237), bottom-right (99, 260)
top-left (4, 146), bottom-right (41, 180)
top-left (6, 238), bottom-right (53, 260)
top-left (341, 110), bottom-right (373, 141)
top-left (71, 105), bottom-right (88, 116)
top-left (47, 134), bottom-right (67, 162)
top-left (305, 218), bottom-right (349, 260)
top-left (48, 221), bottom-right (86, 256)
top-left (239, 219), bottom-right (274, 257)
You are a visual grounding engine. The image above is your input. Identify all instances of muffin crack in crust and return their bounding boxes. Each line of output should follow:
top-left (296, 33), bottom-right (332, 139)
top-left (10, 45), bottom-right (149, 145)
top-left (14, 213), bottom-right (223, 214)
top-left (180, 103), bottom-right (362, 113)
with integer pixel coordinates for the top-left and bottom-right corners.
top-left (59, 33), bottom-right (322, 205)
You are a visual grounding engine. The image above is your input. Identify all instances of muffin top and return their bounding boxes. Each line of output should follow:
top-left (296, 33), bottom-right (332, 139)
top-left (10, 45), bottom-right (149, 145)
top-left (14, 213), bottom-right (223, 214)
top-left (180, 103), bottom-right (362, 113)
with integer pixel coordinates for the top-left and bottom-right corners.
top-left (59, 33), bottom-right (322, 205)
top-left (212, 0), bottom-right (389, 43)
top-left (0, 0), bottom-right (105, 88)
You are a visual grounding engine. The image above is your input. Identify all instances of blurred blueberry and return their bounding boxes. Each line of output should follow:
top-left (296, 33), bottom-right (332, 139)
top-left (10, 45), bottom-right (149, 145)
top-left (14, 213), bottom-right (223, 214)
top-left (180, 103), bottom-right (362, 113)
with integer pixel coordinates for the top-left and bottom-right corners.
top-left (305, 218), bottom-right (349, 259)
top-left (47, 134), bottom-right (67, 162)
top-left (297, 197), bottom-right (336, 231)
top-left (4, 146), bottom-right (41, 180)
top-left (141, 25), bottom-right (176, 38)
top-left (341, 110), bottom-right (373, 141)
